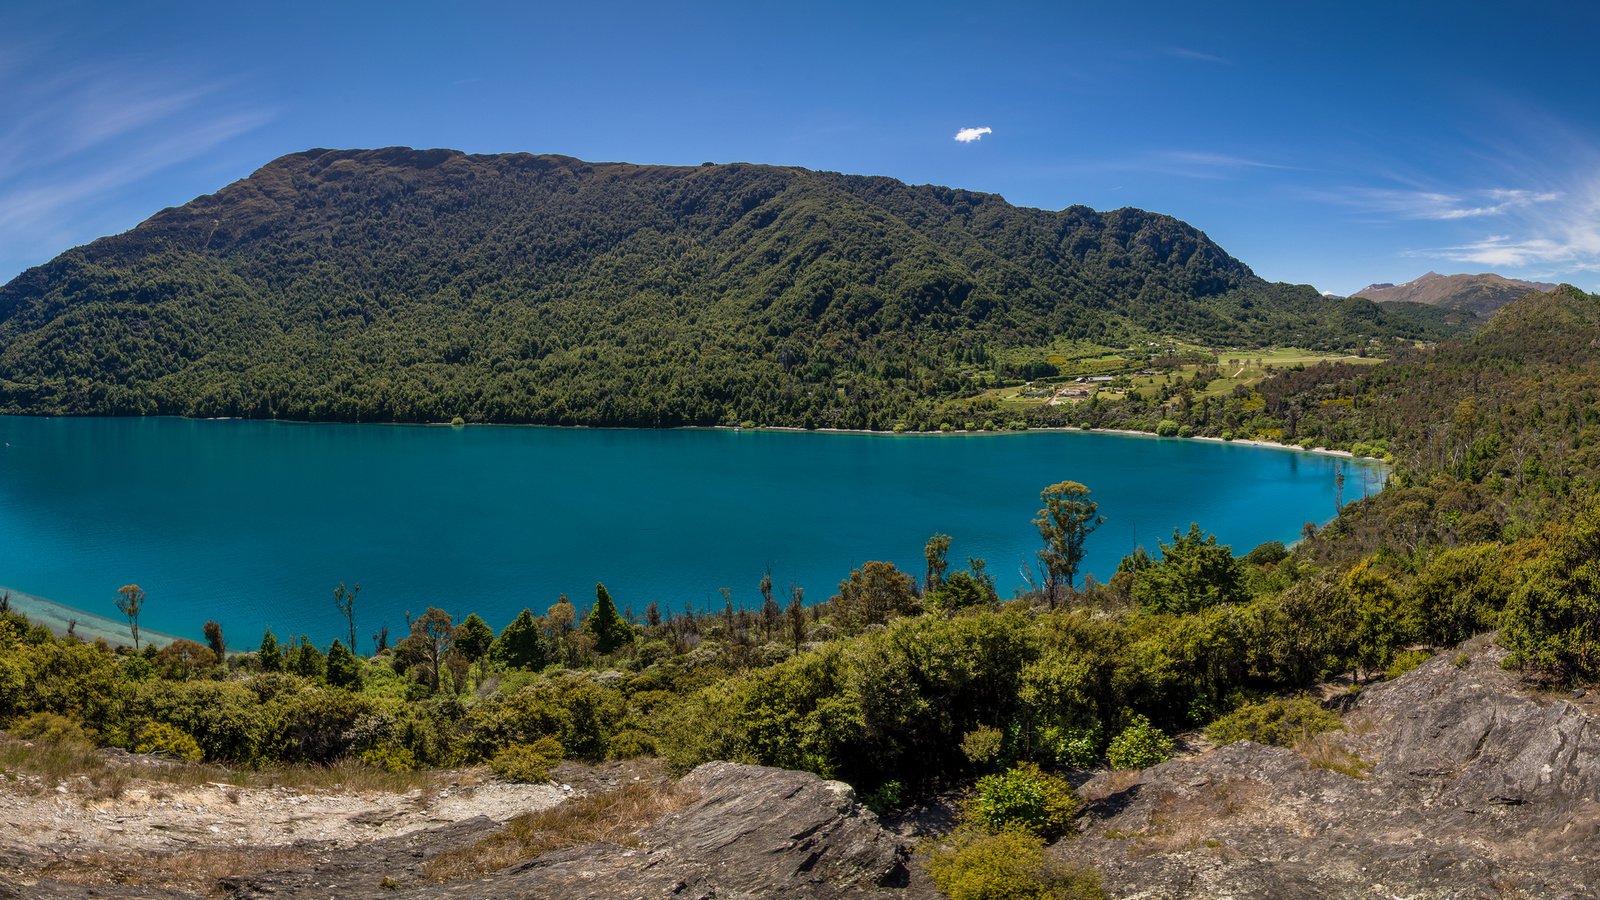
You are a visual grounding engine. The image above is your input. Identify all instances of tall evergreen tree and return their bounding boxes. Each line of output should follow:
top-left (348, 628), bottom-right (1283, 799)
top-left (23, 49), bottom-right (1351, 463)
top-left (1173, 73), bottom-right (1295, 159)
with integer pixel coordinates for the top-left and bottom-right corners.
top-left (258, 628), bottom-right (283, 672)
top-left (584, 583), bottom-right (634, 655)
top-left (325, 639), bottom-right (362, 689)
top-left (495, 608), bottom-right (547, 670)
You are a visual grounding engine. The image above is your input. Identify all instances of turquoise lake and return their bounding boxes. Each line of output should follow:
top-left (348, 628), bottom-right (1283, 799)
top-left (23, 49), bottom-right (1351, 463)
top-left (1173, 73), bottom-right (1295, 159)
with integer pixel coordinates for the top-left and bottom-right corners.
top-left (0, 416), bottom-right (1383, 647)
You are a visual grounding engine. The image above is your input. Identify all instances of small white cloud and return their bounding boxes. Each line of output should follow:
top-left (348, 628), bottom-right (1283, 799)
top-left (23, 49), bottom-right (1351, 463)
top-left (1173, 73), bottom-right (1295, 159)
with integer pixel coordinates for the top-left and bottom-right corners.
top-left (954, 127), bottom-right (993, 144)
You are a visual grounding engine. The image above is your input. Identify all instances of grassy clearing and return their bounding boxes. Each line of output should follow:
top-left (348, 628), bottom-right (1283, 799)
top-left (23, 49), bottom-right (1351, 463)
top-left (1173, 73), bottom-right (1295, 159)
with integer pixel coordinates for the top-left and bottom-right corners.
top-left (969, 344), bottom-right (1383, 410)
top-left (423, 780), bottom-right (696, 883)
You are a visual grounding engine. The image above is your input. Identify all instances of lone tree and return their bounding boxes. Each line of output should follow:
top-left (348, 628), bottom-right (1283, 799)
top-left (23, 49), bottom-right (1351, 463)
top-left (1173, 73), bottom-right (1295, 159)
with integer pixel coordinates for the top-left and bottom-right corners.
top-left (407, 607), bottom-right (456, 692)
top-left (202, 620), bottom-right (226, 659)
top-left (786, 584), bottom-right (806, 651)
top-left (759, 568), bottom-right (781, 641)
top-left (116, 584), bottom-right (146, 651)
top-left (332, 581), bottom-right (361, 655)
top-left (924, 533), bottom-right (953, 594)
top-left (832, 561), bottom-right (918, 631)
top-left (1033, 481), bottom-right (1105, 606)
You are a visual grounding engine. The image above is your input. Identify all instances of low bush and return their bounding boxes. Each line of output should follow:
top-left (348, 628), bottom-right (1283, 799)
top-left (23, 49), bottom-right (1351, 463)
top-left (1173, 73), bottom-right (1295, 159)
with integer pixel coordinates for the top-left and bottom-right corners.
top-left (135, 721), bottom-right (204, 762)
top-left (490, 735), bottom-right (564, 782)
top-left (967, 763), bottom-right (1080, 840)
top-left (923, 826), bottom-right (1105, 900)
top-left (1203, 697), bottom-right (1340, 748)
top-left (1384, 649), bottom-right (1431, 680)
top-left (1037, 723), bottom-right (1101, 769)
top-left (961, 725), bottom-right (1005, 767)
top-left (1105, 713), bottom-right (1174, 770)
top-left (7, 711), bottom-right (95, 746)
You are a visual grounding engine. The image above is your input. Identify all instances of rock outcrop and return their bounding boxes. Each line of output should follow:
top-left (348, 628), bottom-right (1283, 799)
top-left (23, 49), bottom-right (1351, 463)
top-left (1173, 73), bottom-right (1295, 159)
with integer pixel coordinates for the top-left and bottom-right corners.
top-left (215, 761), bottom-right (917, 899)
top-left (399, 761), bottom-right (920, 899)
top-left (1057, 634), bottom-right (1600, 898)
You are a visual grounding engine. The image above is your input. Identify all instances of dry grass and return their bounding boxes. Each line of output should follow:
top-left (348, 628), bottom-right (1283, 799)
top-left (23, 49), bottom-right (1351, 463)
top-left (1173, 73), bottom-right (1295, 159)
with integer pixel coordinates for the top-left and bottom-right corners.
top-left (38, 846), bottom-right (314, 894)
top-left (0, 734), bottom-right (445, 798)
top-left (1126, 781), bottom-right (1265, 857)
top-left (1077, 768), bottom-right (1141, 803)
top-left (424, 780), bottom-right (697, 883)
top-left (1295, 732), bottom-right (1372, 779)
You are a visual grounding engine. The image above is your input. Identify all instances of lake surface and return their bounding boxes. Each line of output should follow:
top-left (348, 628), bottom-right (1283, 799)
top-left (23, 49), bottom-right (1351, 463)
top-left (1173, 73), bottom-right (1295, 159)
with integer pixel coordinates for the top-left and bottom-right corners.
top-left (0, 417), bottom-right (1383, 647)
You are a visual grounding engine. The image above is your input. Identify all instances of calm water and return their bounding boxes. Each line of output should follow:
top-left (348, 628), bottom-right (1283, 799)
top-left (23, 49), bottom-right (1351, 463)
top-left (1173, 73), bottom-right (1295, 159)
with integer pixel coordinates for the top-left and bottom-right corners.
top-left (0, 417), bottom-right (1382, 646)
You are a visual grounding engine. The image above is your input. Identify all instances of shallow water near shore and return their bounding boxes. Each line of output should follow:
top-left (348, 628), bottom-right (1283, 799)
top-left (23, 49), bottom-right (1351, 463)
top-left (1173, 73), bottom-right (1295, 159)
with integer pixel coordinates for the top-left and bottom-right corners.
top-left (0, 416), bottom-right (1383, 647)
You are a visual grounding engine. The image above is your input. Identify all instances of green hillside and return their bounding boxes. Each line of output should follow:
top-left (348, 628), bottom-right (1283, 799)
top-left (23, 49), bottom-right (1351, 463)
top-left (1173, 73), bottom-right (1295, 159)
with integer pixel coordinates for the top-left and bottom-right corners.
top-left (0, 148), bottom-right (1459, 427)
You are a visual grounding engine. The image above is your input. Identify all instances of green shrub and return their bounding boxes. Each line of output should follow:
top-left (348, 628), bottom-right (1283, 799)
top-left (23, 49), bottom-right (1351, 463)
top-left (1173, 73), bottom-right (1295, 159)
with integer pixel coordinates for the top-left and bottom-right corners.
top-left (135, 721), bottom-right (203, 761)
top-left (1155, 419), bottom-right (1180, 437)
top-left (924, 826), bottom-right (1105, 900)
top-left (361, 743), bottom-right (418, 772)
top-left (863, 779), bottom-right (904, 815)
top-left (606, 728), bottom-right (657, 760)
top-left (1105, 713), bottom-right (1174, 770)
top-left (1037, 723), bottom-right (1101, 769)
top-left (1384, 649), bottom-right (1430, 680)
top-left (491, 735), bottom-right (564, 783)
top-left (961, 725), bottom-right (1005, 767)
top-left (967, 763), bottom-right (1080, 840)
top-left (8, 711), bottom-right (95, 746)
top-left (1203, 697), bottom-right (1340, 748)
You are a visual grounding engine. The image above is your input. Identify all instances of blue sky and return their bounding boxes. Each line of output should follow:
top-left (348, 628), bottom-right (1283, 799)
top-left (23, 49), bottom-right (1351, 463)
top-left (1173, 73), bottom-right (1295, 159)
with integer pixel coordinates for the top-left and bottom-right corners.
top-left (2, 1), bottom-right (1596, 296)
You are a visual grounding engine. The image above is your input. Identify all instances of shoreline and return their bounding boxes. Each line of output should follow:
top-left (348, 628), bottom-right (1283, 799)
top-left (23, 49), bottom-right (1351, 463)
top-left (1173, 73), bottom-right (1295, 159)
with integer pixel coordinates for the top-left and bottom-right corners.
top-left (6, 413), bottom-right (1385, 464)
top-left (1, 584), bottom-right (180, 648)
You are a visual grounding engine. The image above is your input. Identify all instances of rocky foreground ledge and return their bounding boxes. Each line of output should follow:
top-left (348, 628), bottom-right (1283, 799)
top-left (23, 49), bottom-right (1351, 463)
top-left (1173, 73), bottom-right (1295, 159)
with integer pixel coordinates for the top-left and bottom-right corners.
top-left (1057, 634), bottom-right (1600, 899)
top-left (6, 635), bottom-right (1600, 898)
top-left (2, 760), bottom-right (923, 899)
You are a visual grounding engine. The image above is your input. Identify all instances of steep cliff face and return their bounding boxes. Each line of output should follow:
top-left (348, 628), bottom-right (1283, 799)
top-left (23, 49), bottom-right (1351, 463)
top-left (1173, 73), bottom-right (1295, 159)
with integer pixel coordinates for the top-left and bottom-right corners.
top-left (1058, 633), bottom-right (1600, 898)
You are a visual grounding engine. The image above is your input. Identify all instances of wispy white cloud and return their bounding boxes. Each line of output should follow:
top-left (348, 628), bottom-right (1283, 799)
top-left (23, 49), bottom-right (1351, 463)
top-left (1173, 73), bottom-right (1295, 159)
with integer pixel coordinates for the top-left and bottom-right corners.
top-left (1044, 149), bottom-right (1301, 181)
top-left (1389, 179), bottom-right (1600, 274)
top-left (0, 40), bottom-right (271, 277)
top-left (1167, 48), bottom-right (1232, 65)
top-left (954, 126), bottom-right (993, 143)
top-left (1162, 151), bottom-right (1296, 172)
top-left (1330, 186), bottom-right (1562, 221)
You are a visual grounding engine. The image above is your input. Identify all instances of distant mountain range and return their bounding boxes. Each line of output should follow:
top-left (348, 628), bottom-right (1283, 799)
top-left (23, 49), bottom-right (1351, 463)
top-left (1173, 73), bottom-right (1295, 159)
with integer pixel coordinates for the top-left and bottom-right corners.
top-left (0, 148), bottom-right (1462, 427)
top-left (1353, 271), bottom-right (1556, 317)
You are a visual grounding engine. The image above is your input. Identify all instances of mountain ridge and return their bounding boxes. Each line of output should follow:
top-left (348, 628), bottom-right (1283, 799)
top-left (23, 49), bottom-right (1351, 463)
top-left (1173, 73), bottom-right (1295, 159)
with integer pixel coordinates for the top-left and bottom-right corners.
top-left (1353, 270), bottom-right (1556, 316)
top-left (0, 147), bottom-right (1459, 427)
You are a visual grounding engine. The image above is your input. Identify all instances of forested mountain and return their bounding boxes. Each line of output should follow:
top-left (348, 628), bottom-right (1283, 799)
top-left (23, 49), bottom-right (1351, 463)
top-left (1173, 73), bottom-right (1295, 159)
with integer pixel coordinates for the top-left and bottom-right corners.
top-left (0, 147), bottom-right (1457, 427)
top-left (1354, 271), bottom-right (1555, 317)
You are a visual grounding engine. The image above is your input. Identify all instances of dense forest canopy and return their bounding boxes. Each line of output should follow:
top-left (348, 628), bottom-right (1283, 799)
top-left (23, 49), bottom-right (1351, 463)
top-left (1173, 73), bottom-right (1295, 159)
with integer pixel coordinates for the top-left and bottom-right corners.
top-left (0, 147), bottom-right (1461, 427)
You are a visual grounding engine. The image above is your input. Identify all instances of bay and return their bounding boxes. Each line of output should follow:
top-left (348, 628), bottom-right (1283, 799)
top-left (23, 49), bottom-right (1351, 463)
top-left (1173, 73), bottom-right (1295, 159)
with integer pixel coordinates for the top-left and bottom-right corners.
top-left (0, 416), bottom-right (1383, 647)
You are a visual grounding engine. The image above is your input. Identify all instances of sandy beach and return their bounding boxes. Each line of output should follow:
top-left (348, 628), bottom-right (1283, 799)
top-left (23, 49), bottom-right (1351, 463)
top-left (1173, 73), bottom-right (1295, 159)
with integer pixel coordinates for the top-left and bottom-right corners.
top-left (1, 584), bottom-right (178, 648)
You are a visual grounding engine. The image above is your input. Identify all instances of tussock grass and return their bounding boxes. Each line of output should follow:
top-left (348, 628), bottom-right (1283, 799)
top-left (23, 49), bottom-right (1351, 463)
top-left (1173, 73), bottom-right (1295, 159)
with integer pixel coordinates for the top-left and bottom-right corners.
top-left (1076, 768), bottom-right (1140, 804)
top-left (424, 780), bottom-right (696, 883)
top-left (1295, 732), bottom-right (1372, 779)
